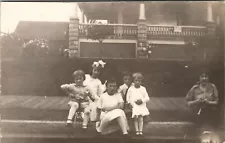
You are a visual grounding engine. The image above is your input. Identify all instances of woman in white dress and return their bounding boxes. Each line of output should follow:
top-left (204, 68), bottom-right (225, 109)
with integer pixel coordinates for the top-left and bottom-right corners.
top-left (96, 78), bottom-right (129, 137)
top-left (84, 60), bottom-right (106, 122)
top-left (127, 73), bottom-right (150, 136)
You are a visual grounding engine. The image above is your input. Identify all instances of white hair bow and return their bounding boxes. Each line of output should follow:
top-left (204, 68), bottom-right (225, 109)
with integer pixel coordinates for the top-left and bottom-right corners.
top-left (92, 60), bottom-right (106, 68)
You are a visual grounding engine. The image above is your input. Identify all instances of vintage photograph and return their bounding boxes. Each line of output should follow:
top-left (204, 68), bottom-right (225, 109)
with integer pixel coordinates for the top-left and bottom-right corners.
top-left (0, 1), bottom-right (224, 143)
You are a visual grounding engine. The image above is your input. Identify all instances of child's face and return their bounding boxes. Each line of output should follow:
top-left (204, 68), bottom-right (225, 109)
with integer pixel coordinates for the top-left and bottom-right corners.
top-left (123, 75), bottom-right (132, 86)
top-left (91, 67), bottom-right (100, 78)
top-left (134, 78), bottom-right (142, 87)
top-left (107, 82), bottom-right (117, 95)
top-left (74, 76), bottom-right (84, 86)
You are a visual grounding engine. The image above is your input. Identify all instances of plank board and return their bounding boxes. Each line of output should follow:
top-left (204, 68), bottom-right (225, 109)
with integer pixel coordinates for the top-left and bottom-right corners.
top-left (1, 96), bottom-right (24, 108)
top-left (23, 96), bottom-right (42, 108)
top-left (151, 98), bottom-right (167, 110)
top-left (159, 98), bottom-right (178, 110)
top-left (50, 96), bottom-right (65, 110)
top-left (41, 97), bottom-right (62, 109)
top-left (15, 96), bottom-right (32, 108)
top-left (169, 98), bottom-right (189, 111)
top-left (1, 96), bottom-right (19, 107)
top-left (27, 96), bottom-right (46, 109)
top-left (32, 97), bottom-right (50, 109)
top-left (1, 95), bottom-right (191, 112)
top-left (147, 99), bottom-right (160, 110)
top-left (20, 96), bottom-right (39, 108)
top-left (58, 98), bottom-right (70, 110)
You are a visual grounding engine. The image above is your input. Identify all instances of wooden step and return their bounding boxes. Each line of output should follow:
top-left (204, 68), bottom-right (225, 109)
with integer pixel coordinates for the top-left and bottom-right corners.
top-left (1, 119), bottom-right (196, 140)
top-left (0, 108), bottom-right (193, 121)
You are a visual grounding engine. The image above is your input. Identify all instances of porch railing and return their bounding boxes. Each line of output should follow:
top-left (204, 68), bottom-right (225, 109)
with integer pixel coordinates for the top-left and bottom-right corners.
top-left (79, 23), bottom-right (137, 39)
top-left (78, 23), bottom-right (207, 40)
top-left (147, 25), bottom-right (206, 37)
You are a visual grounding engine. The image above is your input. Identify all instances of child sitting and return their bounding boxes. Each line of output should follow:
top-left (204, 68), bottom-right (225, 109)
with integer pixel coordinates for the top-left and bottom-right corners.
top-left (118, 71), bottom-right (133, 110)
top-left (126, 72), bottom-right (150, 136)
top-left (61, 70), bottom-right (94, 129)
top-left (96, 77), bottom-right (130, 137)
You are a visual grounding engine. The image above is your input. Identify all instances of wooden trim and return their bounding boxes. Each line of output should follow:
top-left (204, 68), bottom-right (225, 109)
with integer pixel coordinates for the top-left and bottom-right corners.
top-left (147, 25), bottom-right (206, 28)
top-left (80, 23), bottom-right (137, 26)
top-left (79, 39), bottom-right (184, 45)
top-left (79, 38), bottom-right (137, 43)
top-left (148, 40), bottom-right (185, 45)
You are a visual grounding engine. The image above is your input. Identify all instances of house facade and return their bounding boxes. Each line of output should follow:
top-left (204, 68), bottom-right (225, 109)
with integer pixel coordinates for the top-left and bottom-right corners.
top-left (68, 2), bottom-right (223, 61)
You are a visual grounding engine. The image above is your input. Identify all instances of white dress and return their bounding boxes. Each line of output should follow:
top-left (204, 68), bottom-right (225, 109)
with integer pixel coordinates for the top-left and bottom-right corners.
top-left (96, 92), bottom-right (129, 134)
top-left (126, 85), bottom-right (150, 118)
top-left (83, 74), bottom-right (105, 121)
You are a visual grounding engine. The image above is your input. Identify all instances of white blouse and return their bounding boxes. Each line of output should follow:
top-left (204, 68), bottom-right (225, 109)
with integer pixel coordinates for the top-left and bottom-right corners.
top-left (97, 92), bottom-right (124, 110)
top-left (83, 74), bottom-right (105, 100)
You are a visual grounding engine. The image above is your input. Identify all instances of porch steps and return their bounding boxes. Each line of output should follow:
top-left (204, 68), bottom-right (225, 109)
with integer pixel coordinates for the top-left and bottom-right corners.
top-left (0, 95), bottom-right (193, 121)
top-left (0, 119), bottom-right (196, 140)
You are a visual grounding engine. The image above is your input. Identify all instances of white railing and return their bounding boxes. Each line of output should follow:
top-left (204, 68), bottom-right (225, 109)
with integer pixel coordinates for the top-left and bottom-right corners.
top-left (79, 23), bottom-right (137, 39)
top-left (147, 25), bottom-right (206, 37)
top-left (79, 24), bottom-right (207, 39)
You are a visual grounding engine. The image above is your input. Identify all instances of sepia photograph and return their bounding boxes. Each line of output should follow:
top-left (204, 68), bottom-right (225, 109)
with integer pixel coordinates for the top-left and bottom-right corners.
top-left (0, 1), bottom-right (224, 143)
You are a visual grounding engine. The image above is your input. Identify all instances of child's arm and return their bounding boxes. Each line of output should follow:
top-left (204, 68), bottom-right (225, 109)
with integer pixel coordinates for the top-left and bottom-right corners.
top-left (95, 82), bottom-right (104, 100)
top-left (96, 95), bottom-right (103, 121)
top-left (185, 85), bottom-right (200, 107)
top-left (60, 84), bottom-right (72, 95)
top-left (126, 88), bottom-right (133, 107)
top-left (118, 86), bottom-right (126, 101)
top-left (209, 84), bottom-right (218, 105)
top-left (85, 89), bottom-right (95, 102)
top-left (117, 93), bottom-right (124, 109)
top-left (142, 87), bottom-right (150, 103)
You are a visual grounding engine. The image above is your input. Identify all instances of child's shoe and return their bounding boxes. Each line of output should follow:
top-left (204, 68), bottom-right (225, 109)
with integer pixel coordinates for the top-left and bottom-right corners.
top-left (139, 131), bottom-right (144, 137)
top-left (82, 124), bottom-right (87, 130)
top-left (136, 131), bottom-right (140, 136)
top-left (66, 119), bottom-right (73, 127)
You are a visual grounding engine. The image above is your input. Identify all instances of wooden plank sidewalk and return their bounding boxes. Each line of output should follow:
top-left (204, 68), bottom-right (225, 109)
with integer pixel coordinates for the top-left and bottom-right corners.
top-left (1, 96), bottom-right (223, 141)
top-left (0, 95), bottom-right (190, 111)
top-left (0, 119), bottom-right (196, 140)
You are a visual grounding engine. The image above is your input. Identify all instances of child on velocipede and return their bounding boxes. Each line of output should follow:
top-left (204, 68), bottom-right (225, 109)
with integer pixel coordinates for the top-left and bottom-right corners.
top-left (61, 70), bottom-right (94, 129)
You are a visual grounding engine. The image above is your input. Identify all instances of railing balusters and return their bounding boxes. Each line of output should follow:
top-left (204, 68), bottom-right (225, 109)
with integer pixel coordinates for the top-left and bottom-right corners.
top-left (147, 25), bottom-right (206, 38)
top-left (78, 23), bottom-right (206, 39)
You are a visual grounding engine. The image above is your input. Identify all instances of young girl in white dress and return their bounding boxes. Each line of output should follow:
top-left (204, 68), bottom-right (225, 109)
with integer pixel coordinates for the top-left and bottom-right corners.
top-left (83, 60), bottom-right (106, 122)
top-left (126, 73), bottom-right (150, 136)
top-left (96, 78), bottom-right (129, 137)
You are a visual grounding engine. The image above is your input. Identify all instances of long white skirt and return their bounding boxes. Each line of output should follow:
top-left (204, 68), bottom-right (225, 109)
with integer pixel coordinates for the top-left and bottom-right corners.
top-left (96, 109), bottom-right (129, 135)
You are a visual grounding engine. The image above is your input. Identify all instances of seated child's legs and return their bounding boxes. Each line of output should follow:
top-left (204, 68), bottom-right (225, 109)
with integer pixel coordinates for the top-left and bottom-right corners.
top-left (67, 101), bottom-right (79, 123)
top-left (81, 102), bottom-right (91, 129)
top-left (116, 116), bottom-right (128, 135)
top-left (138, 116), bottom-right (144, 135)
